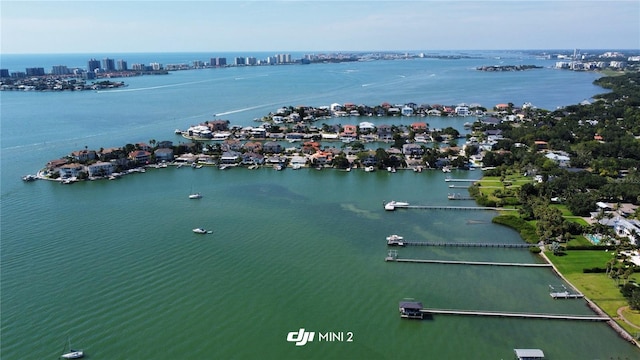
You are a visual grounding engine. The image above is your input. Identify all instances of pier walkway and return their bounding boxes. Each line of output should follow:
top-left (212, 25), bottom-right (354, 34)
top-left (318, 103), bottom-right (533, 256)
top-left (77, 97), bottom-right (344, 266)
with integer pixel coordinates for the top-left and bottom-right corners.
top-left (385, 257), bottom-right (551, 268)
top-left (420, 308), bottom-right (610, 321)
top-left (444, 178), bottom-right (480, 182)
top-left (401, 241), bottom-right (533, 248)
top-left (403, 205), bottom-right (517, 211)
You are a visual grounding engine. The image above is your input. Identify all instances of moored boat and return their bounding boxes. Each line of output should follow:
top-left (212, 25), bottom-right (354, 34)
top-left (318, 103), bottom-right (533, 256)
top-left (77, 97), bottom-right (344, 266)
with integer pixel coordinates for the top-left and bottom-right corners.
top-left (192, 228), bottom-right (211, 234)
top-left (384, 201), bottom-right (409, 211)
top-left (60, 338), bottom-right (84, 359)
top-left (386, 234), bottom-right (405, 246)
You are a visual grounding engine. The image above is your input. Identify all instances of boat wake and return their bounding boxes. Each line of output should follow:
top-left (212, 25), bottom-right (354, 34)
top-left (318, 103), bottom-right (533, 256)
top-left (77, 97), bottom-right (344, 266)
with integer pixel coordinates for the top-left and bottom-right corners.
top-left (96, 78), bottom-right (218, 93)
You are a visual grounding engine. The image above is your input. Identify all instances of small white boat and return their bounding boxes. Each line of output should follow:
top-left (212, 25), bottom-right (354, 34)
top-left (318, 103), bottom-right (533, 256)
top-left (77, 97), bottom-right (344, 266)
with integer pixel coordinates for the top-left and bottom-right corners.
top-left (384, 201), bottom-right (409, 211)
top-left (386, 234), bottom-right (405, 246)
top-left (61, 338), bottom-right (84, 359)
top-left (193, 228), bottom-right (212, 234)
top-left (364, 166), bottom-right (375, 172)
top-left (442, 166), bottom-right (451, 173)
top-left (61, 350), bottom-right (84, 359)
top-left (189, 193), bottom-right (202, 199)
top-left (291, 164), bottom-right (302, 170)
top-left (22, 174), bottom-right (37, 181)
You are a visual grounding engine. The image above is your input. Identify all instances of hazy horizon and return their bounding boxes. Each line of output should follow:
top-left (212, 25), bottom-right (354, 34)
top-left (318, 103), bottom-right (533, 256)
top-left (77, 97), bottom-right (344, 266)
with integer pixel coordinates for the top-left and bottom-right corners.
top-left (2, 1), bottom-right (638, 55)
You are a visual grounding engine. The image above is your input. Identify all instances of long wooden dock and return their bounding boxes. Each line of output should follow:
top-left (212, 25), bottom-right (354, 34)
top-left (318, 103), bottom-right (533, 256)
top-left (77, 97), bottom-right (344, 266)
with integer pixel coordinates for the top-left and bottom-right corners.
top-left (403, 205), bottom-right (518, 211)
top-left (402, 241), bottom-right (533, 248)
top-left (420, 308), bottom-right (609, 321)
top-left (386, 257), bottom-right (551, 267)
top-left (444, 178), bottom-right (480, 182)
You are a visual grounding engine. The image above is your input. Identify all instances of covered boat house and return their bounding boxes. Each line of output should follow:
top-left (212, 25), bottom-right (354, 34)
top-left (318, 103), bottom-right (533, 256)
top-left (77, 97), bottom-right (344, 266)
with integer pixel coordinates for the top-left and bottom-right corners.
top-left (399, 300), bottom-right (424, 319)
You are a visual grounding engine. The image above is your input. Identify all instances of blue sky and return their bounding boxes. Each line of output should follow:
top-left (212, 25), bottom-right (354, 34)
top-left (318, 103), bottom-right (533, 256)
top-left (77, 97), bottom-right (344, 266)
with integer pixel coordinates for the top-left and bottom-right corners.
top-left (1, 1), bottom-right (639, 54)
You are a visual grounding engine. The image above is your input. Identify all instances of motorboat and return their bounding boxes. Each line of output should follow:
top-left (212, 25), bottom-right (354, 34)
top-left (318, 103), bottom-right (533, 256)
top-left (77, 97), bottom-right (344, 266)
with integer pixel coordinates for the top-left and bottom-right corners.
top-left (61, 350), bottom-right (84, 359)
top-left (189, 193), bottom-right (202, 199)
top-left (193, 228), bottom-right (212, 234)
top-left (384, 201), bottom-right (409, 211)
top-left (22, 174), bottom-right (37, 181)
top-left (61, 338), bottom-right (84, 359)
top-left (386, 234), bottom-right (405, 246)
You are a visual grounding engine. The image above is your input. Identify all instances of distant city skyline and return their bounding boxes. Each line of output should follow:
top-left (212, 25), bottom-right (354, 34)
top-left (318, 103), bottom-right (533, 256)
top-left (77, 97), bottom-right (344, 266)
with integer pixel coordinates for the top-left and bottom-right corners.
top-left (1, 1), bottom-right (639, 54)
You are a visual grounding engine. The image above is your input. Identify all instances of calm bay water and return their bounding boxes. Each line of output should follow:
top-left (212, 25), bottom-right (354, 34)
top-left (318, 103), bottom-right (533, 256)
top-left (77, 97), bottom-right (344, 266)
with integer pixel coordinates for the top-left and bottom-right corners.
top-left (1, 51), bottom-right (637, 359)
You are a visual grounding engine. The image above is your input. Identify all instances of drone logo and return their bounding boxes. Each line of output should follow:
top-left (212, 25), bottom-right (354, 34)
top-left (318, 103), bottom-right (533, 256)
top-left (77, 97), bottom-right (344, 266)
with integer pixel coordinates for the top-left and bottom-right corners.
top-left (286, 328), bottom-right (315, 346)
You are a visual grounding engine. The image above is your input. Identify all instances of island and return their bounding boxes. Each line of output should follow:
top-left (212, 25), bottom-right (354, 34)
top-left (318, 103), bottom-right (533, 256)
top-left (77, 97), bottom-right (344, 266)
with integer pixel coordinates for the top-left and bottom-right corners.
top-left (476, 65), bottom-right (543, 71)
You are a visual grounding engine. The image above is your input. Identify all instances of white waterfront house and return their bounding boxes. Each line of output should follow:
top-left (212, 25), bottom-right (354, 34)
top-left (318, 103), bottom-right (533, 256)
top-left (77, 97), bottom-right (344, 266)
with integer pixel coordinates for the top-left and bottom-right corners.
top-left (454, 106), bottom-right (470, 116)
top-left (58, 163), bottom-right (84, 178)
top-left (401, 106), bottom-right (414, 116)
top-left (87, 161), bottom-right (115, 177)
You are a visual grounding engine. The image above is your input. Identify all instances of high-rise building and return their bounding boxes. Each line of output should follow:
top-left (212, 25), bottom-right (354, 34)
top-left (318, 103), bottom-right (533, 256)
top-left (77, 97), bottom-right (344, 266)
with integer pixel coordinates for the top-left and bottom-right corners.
top-left (216, 57), bottom-right (227, 67)
top-left (88, 58), bottom-right (101, 72)
top-left (52, 65), bottom-right (70, 75)
top-left (117, 59), bottom-right (128, 71)
top-left (245, 57), bottom-right (257, 66)
top-left (25, 67), bottom-right (45, 76)
top-left (235, 57), bottom-right (245, 66)
top-left (102, 58), bottom-right (115, 71)
top-left (0, 69), bottom-right (10, 78)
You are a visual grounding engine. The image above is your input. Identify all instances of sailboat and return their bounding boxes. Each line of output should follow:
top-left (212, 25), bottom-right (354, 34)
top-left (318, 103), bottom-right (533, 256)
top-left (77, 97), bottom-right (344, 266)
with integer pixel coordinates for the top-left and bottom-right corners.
top-left (61, 338), bottom-right (84, 359)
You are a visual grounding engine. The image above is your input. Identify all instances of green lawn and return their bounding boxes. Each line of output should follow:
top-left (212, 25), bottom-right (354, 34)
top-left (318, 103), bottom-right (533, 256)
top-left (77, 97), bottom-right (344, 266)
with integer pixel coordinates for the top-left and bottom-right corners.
top-left (546, 250), bottom-right (640, 334)
top-left (547, 250), bottom-right (614, 275)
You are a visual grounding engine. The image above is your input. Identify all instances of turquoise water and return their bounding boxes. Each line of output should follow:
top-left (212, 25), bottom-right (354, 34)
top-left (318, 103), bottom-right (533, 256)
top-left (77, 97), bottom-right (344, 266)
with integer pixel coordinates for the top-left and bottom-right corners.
top-left (1, 52), bottom-right (637, 359)
top-left (587, 234), bottom-right (603, 245)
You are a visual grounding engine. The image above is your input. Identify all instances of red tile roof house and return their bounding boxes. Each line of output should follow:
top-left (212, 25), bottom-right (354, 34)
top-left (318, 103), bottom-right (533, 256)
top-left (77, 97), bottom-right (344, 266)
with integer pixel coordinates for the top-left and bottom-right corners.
top-left (129, 150), bottom-right (151, 164)
top-left (411, 122), bottom-right (428, 133)
top-left (495, 103), bottom-right (510, 111)
top-left (310, 150), bottom-right (333, 166)
top-left (341, 124), bottom-right (358, 140)
top-left (243, 141), bottom-right (263, 153)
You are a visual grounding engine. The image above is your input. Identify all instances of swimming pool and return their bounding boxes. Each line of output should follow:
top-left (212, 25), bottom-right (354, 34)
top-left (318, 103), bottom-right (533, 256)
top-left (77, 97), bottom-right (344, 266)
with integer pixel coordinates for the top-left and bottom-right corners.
top-left (586, 233), bottom-right (603, 244)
